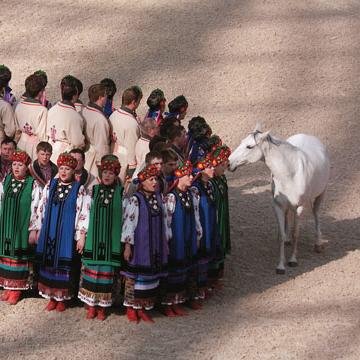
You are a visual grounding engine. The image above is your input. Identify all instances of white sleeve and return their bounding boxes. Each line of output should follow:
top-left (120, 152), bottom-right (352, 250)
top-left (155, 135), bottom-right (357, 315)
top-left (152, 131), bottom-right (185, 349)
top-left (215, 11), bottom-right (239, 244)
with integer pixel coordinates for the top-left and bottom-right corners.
top-left (29, 183), bottom-right (50, 231)
top-left (28, 181), bottom-right (43, 230)
top-left (190, 186), bottom-right (203, 244)
top-left (74, 185), bottom-right (90, 241)
top-left (164, 193), bottom-right (176, 242)
top-left (121, 195), bottom-right (139, 245)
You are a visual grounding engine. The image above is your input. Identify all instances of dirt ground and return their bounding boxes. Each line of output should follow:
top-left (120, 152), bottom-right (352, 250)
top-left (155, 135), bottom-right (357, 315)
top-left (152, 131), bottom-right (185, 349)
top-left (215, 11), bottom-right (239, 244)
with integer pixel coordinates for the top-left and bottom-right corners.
top-left (1, 0), bottom-right (360, 359)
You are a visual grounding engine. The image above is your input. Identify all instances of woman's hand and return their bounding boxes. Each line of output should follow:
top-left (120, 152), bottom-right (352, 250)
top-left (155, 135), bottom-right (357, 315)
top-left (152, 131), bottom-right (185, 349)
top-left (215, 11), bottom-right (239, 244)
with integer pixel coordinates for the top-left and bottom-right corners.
top-left (28, 230), bottom-right (38, 245)
top-left (123, 243), bottom-right (132, 261)
top-left (76, 232), bottom-right (86, 254)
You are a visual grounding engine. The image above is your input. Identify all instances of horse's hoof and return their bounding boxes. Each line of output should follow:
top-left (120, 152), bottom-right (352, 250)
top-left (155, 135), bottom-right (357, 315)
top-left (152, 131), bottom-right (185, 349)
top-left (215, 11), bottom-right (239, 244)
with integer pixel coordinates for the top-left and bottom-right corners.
top-left (314, 244), bottom-right (324, 253)
top-left (285, 241), bottom-right (292, 246)
top-left (276, 268), bottom-right (286, 275)
top-left (288, 261), bottom-right (298, 267)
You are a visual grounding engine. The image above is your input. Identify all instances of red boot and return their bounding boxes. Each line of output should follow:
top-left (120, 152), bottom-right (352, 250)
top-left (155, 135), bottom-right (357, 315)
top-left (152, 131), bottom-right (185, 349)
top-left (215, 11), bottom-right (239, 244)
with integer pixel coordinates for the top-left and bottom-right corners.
top-left (1, 290), bottom-right (10, 301)
top-left (96, 307), bottom-right (106, 321)
top-left (85, 306), bottom-right (97, 319)
top-left (162, 305), bottom-right (177, 317)
top-left (46, 298), bottom-right (57, 311)
top-left (7, 290), bottom-right (22, 305)
top-left (188, 300), bottom-right (203, 310)
top-left (56, 301), bottom-right (66, 312)
top-left (137, 309), bottom-right (155, 323)
top-left (172, 304), bottom-right (188, 316)
top-left (126, 307), bottom-right (138, 323)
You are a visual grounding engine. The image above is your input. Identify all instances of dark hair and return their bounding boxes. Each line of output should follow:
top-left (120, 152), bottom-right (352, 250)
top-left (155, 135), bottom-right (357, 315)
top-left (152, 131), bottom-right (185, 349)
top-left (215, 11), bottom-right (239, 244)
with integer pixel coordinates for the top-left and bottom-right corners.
top-left (122, 85), bottom-right (143, 106)
top-left (167, 125), bottom-right (184, 142)
top-left (160, 116), bottom-right (180, 138)
top-left (34, 70), bottom-right (48, 87)
top-left (188, 116), bottom-right (211, 140)
top-left (0, 65), bottom-right (11, 90)
top-left (168, 95), bottom-right (188, 114)
top-left (146, 88), bottom-right (165, 111)
top-left (74, 77), bottom-right (83, 96)
top-left (69, 148), bottom-right (85, 161)
top-left (100, 78), bottom-right (117, 99)
top-left (60, 75), bottom-right (78, 101)
top-left (36, 141), bottom-right (53, 153)
top-left (149, 135), bottom-right (167, 152)
top-left (145, 151), bottom-right (162, 165)
top-left (1, 137), bottom-right (16, 148)
top-left (161, 149), bottom-right (179, 163)
top-left (88, 83), bottom-right (106, 103)
top-left (25, 74), bottom-right (45, 98)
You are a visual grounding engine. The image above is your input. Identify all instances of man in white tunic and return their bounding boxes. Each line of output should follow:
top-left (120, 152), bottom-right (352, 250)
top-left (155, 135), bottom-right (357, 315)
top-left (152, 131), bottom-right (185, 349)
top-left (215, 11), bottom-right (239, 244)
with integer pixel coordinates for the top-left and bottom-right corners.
top-left (82, 83), bottom-right (110, 180)
top-left (109, 86), bottom-right (142, 181)
top-left (47, 76), bottom-right (85, 162)
top-left (0, 67), bottom-right (16, 144)
top-left (15, 74), bottom-right (48, 159)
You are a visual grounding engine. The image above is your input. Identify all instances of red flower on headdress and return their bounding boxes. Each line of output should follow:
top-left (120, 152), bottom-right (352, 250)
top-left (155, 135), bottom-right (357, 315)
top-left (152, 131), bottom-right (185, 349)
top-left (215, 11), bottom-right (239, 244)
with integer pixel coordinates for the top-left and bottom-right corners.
top-left (11, 150), bottom-right (31, 166)
top-left (174, 160), bottom-right (193, 178)
top-left (137, 164), bottom-right (160, 182)
top-left (57, 153), bottom-right (78, 170)
top-left (195, 154), bottom-right (213, 171)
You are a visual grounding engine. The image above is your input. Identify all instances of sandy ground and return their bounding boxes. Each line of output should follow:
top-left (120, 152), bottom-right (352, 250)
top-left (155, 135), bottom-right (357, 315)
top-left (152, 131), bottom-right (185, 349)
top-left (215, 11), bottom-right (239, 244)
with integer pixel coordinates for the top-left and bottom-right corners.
top-left (1, 0), bottom-right (360, 359)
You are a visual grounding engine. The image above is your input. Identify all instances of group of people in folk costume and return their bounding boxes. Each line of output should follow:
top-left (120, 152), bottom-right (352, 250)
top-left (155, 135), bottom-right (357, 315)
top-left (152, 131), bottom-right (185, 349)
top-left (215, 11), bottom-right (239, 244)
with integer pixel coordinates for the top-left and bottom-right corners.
top-left (0, 65), bottom-right (231, 323)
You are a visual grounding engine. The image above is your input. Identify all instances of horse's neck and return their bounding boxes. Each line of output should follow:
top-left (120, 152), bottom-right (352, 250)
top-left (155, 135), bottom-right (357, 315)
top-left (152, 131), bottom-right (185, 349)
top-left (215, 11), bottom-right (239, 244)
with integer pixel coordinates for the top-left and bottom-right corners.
top-left (262, 139), bottom-right (299, 182)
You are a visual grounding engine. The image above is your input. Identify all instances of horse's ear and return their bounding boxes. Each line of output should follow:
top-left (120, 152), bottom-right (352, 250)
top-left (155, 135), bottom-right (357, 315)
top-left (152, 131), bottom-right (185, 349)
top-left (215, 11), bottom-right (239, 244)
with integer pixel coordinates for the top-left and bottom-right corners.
top-left (257, 130), bottom-right (271, 143)
top-left (254, 123), bottom-right (262, 132)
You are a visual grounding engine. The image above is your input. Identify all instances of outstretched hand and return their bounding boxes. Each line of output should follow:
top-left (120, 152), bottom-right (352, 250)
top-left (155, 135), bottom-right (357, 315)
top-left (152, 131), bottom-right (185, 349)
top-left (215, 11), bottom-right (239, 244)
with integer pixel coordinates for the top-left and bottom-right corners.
top-left (124, 243), bottom-right (132, 261)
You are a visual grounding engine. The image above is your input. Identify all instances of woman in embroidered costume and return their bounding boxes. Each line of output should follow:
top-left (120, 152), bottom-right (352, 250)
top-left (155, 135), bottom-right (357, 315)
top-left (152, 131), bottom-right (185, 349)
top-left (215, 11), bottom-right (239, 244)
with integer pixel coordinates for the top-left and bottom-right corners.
top-left (78, 155), bottom-right (123, 321)
top-left (190, 155), bottom-right (219, 300)
top-left (121, 164), bottom-right (168, 323)
top-left (162, 160), bottom-right (202, 316)
top-left (209, 145), bottom-right (231, 287)
top-left (30, 153), bottom-right (88, 312)
top-left (0, 150), bottom-right (42, 305)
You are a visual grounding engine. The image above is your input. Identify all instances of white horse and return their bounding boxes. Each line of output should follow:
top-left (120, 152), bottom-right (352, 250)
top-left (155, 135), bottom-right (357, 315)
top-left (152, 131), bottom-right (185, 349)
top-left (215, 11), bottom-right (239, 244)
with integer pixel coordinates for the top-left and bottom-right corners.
top-left (229, 126), bottom-right (330, 274)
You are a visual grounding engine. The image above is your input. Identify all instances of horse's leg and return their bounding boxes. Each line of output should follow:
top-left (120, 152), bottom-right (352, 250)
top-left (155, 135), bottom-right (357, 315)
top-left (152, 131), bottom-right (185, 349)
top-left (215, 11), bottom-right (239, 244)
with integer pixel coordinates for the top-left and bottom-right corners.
top-left (273, 201), bottom-right (287, 274)
top-left (313, 192), bottom-right (325, 253)
top-left (288, 207), bottom-right (302, 267)
top-left (285, 210), bottom-right (293, 246)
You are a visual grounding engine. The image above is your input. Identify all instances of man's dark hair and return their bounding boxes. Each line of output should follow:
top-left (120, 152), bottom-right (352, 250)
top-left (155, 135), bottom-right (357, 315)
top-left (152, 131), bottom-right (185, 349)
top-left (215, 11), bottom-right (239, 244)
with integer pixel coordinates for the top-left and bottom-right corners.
top-left (147, 88), bottom-right (165, 111)
top-left (122, 85), bottom-right (143, 106)
top-left (168, 95), bottom-right (188, 114)
top-left (34, 70), bottom-right (48, 87)
top-left (69, 148), bottom-right (85, 161)
top-left (60, 75), bottom-right (78, 101)
top-left (161, 149), bottom-right (179, 163)
top-left (149, 135), bottom-right (167, 152)
top-left (88, 84), bottom-right (106, 103)
top-left (160, 116), bottom-right (180, 138)
top-left (1, 137), bottom-right (16, 148)
top-left (74, 77), bottom-right (83, 97)
top-left (145, 151), bottom-right (162, 165)
top-left (0, 65), bottom-right (11, 90)
top-left (36, 141), bottom-right (53, 153)
top-left (167, 125), bottom-right (184, 142)
top-left (100, 78), bottom-right (117, 99)
top-left (25, 74), bottom-right (45, 98)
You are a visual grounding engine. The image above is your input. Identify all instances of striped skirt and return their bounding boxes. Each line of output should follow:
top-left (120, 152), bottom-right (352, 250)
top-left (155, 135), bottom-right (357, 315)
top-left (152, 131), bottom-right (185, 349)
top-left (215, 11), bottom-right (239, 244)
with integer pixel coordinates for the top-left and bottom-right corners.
top-left (123, 275), bottom-right (160, 310)
top-left (0, 257), bottom-right (33, 290)
top-left (78, 265), bottom-right (117, 308)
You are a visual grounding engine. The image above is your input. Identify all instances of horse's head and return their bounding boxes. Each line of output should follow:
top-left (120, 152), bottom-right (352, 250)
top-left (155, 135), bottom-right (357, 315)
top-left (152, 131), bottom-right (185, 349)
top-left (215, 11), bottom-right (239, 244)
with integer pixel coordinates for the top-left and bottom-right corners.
top-left (228, 127), bottom-right (270, 172)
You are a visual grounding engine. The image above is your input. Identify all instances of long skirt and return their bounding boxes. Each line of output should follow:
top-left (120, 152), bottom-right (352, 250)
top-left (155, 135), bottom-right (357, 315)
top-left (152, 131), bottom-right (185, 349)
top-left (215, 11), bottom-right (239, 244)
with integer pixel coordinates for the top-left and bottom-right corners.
top-left (123, 275), bottom-right (160, 310)
top-left (38, 266), bottom-right (79, 301)
top-left (78, 265), bottom-right (117, 308)
top-left (0, 257), bottom-right (33, 290)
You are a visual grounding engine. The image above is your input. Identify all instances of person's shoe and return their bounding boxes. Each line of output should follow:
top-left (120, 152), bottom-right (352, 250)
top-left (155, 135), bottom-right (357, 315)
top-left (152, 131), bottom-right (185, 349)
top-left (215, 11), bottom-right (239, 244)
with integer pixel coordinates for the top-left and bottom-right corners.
top-left (126, 307), bottom-right (138, 323)
top-left (46, 298), bottom-right (58, 311)
top-left (56, 301), bottom-right (66, 312)
top-left (85, 306), bottom-right (97, 319)
top-left (171, 304), bottom-right (188, 316)
top-left (96, 307), bottom-right (106, 321)
top-left (7, 290), bottom-right (22, 305)
top-left (162, 305), bottom-right (177, 317)
top-left (137, 309), bottom-right (155, 323)
top-left (187, 300), bottom-right (203, 310)
top-left (1, 290), bottom-right (10, 301)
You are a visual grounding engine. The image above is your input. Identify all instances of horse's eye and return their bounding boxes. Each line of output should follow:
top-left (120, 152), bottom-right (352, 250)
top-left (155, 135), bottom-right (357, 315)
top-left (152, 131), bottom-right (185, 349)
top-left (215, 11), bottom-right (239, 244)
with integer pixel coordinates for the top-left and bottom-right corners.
top-left (246, 145), bottom-right (254, 149)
